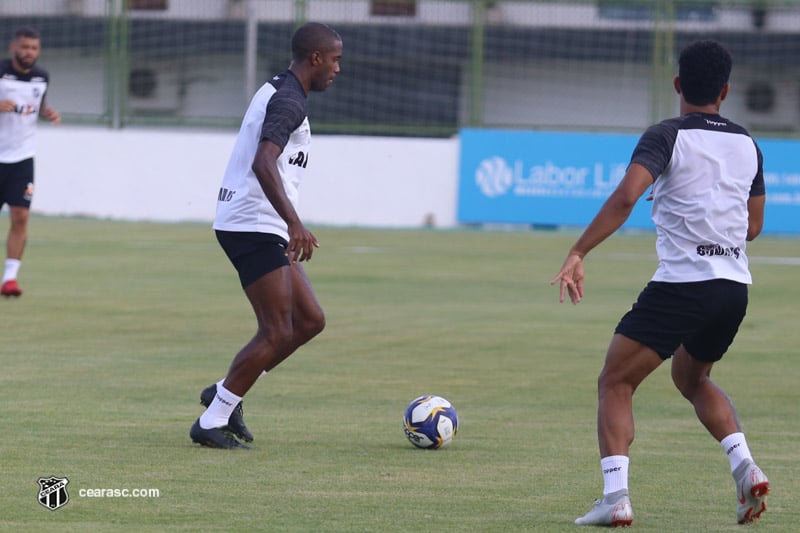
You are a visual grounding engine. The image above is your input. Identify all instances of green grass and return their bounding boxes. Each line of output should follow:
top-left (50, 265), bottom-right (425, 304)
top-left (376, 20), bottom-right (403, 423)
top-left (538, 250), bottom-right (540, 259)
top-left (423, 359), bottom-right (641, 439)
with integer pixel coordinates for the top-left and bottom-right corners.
top-left (2, 217), bottom-right (798, 532)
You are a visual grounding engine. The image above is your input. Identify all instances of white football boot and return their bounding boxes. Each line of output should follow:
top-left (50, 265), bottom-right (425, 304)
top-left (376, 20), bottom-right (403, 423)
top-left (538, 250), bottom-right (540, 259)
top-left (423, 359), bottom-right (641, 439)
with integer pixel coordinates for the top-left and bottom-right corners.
top-left (575, 489), bottom-right (633, 527)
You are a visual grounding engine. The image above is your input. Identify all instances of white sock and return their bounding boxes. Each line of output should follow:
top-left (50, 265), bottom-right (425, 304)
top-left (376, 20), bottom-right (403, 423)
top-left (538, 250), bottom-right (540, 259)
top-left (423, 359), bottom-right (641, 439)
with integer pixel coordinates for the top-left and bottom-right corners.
top-left (3, 259), bottom-right (21, 283)
top-left (198, 383), bottom-right (242, 430)
top-left (601, 455), bottom-right (629, 495)
top-left (721, 432), bottom-right (753, 473)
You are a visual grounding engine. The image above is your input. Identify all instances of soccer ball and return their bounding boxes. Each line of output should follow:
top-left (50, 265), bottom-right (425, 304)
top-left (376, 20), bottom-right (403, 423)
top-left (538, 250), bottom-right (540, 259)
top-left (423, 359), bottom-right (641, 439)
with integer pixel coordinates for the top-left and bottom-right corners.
top-left (403, 395), bottom-right (458, 449)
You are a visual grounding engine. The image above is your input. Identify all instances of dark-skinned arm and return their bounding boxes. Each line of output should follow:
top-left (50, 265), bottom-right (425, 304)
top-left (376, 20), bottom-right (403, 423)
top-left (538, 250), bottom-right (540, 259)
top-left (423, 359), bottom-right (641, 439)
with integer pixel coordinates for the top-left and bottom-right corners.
top-left (746, 194), bottom-right (765, 242)
top-left (550, 163), bottom-right (654, 304)
top-left (251, 140), bottom-right (318, 262)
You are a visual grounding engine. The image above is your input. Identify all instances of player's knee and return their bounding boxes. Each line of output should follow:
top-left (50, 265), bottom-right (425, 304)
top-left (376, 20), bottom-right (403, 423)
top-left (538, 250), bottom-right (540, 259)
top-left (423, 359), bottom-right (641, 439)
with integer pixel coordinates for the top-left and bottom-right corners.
top-left (671, 367), bottom-right (704, 401)
top-left (9, 208), bottom-right (30, 227)
top-left (299, 309), bottom-right (326, 342)
top-left (597, 368), bottom-right (615, 392)
top-left (671, 371), bottom-right (696, 400)
top-left (256, 322), bottom-right (294, 353)
top-left (597, 368), bottom-right (636, 399)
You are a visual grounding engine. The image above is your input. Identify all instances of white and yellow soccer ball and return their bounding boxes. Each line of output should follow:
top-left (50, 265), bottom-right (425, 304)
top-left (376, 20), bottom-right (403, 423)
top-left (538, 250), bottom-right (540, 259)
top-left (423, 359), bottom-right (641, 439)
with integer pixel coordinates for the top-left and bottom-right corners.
top-left (403, 395), bottom-right (458, 449)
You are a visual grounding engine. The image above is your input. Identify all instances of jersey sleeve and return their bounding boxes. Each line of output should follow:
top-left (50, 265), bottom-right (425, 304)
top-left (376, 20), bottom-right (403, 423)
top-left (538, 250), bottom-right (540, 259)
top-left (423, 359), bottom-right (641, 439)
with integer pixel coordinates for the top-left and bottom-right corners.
top-left (629, 121), bottom-right (678, 182)
top-left (259, 91), bottom-right (306, 150)
top-left (749, 141), bottom-right (766, 197)
top-left (32, 65), bottom-right (50, 83)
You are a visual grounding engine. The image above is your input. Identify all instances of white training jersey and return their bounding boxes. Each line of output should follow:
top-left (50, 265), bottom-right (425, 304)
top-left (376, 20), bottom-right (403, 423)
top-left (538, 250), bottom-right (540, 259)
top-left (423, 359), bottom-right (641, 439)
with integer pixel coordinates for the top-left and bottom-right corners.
top-left (630, 112), bottom-right (766, 284)
top-left (213, 70), bottom-right (311, 241)
top-left (0, 59), bottom-right (50, 163)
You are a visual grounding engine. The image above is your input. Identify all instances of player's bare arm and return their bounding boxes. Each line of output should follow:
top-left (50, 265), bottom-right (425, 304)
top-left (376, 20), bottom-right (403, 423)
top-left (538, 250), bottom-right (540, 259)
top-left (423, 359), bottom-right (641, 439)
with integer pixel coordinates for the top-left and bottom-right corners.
top-left (551, 163), bottom-right (653, 304)
top-left (746, 194), bottom-right (766, 241)
top-left (40, 99), bottom-right (60, 124)
top-left (251, 139), bottom-right (318, 262)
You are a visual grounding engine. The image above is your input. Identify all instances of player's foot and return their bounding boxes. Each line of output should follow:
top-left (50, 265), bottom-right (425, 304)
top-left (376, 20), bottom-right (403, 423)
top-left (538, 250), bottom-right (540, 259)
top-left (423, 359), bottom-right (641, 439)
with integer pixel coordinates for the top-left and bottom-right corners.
top-left (575, 489), bottom-right (633, 527)
top-left (734, 459), bottom-right (769, 524)
top-left (200, 383), bottom-right (254, 442)
top-left (1, 279), bottom-right (22, 298)
top-left (189, 419), bottom-right (250, 449)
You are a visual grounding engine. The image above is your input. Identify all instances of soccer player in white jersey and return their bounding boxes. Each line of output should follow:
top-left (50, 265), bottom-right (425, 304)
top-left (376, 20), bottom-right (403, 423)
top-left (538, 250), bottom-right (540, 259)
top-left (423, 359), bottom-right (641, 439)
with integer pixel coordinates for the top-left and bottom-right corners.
top-left (551, 40), bottom-right (768, 526)
top-left (0, 26), bottom-right (60, 298)
top-left (190, 22), bottom-right (342, 449)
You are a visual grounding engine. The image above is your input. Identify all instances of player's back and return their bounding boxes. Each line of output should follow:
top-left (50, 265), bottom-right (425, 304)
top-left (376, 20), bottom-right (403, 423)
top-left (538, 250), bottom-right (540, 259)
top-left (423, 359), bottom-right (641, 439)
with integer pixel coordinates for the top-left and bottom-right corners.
top-left (647, 112), bottom-right (762, 283)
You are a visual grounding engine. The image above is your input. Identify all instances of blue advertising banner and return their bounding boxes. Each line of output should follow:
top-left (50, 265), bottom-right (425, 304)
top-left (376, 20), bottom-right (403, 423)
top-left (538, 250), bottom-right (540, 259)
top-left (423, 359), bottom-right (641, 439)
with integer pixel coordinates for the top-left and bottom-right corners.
top-left (458, 128), bottom-right (800, 234)
top-left (759, 138), bottom-right (800, 234)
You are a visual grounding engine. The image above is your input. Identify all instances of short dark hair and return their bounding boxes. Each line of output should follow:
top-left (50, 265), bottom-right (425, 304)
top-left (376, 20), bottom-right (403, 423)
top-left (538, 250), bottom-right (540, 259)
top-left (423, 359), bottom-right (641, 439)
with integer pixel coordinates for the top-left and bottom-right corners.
top-left (291, 22), bottom-right (341, 62)
top-left (14, 26), bottom-right (40, 41)
top-left (678, 40), bottom-right (732, 106)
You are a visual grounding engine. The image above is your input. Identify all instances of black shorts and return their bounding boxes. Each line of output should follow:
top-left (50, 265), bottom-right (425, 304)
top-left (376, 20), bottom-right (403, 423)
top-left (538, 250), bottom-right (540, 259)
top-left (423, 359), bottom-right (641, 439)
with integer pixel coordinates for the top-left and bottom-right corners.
top-left (614, 279), bottom-right (748, 362)
top-left (215, 230), bottom-right (290, 289)
top-left (0, 158), bottom-right (35, 209)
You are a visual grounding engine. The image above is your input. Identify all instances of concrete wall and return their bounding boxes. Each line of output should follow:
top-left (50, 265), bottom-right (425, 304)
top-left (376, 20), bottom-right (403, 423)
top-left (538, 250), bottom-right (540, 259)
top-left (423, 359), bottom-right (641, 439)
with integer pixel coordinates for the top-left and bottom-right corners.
top-left (32, 125), bottom-right (460, 228)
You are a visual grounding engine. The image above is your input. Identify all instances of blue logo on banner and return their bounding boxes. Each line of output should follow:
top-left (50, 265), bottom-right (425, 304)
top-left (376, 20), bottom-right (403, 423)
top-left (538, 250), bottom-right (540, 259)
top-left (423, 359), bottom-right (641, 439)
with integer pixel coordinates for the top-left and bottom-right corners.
top-left (458, 128), bottom-right (800, 234)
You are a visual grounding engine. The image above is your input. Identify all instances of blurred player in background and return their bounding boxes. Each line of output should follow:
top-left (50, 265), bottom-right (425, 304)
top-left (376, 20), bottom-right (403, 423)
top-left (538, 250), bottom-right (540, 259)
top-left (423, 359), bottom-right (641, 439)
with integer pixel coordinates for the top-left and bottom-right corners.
top-left (190, 22), bottom-right (343, 449)
top-left (0, 26), bottom-right (60, 298)
top-left (551, 40), bottom-right (768, 526)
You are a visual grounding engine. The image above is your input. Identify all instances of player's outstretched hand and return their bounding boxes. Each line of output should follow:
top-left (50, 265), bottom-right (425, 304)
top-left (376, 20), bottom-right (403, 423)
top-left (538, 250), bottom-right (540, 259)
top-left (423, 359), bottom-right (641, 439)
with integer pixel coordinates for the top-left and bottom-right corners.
top-left (41, 105), bottom-right (61, 124)
top-left (550, 253), bottom-right (585, 304)
top-left (286, 222), bottom-right (319, 262)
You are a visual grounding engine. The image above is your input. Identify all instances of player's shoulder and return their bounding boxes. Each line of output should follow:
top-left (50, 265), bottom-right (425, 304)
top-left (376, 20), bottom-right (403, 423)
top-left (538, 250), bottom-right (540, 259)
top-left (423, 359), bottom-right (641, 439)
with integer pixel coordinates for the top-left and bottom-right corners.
top-left (717, 115), bottom-right (753, 137)
top-left (0, 58), bottom-right (13, 76)
top-left (256, 71), bottom-right (305, 108)
top-left (0, 60), bottom-right (49, 81)
top-left (639, 116), bottom-right (682, 146)
top-left (675, 112), bottom-right (751, 137)
top-left (29, 64), bottom-right (49, 82)
top-left (650, 115), bottom-right (683, 133)
top-left (266, 71), bottom-right (306, 114)
top-left (268, 70), bottom-right (305, 97)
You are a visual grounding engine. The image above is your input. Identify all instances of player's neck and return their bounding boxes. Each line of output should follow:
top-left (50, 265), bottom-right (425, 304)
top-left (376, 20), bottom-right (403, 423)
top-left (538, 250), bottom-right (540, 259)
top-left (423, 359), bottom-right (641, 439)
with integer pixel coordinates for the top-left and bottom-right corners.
top-left (11, 58), bottom-right (32, 75)
top-left (288, 64), bottom-right (310, 95)
top-left (680, 103), bottom-right (721, 117)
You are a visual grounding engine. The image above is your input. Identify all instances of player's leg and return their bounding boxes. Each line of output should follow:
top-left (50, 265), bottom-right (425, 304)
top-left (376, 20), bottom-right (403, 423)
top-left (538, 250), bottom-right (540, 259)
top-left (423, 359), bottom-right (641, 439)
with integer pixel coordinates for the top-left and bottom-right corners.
top-left (672, 279), bottom-right (768, 523)
top-left (672, 346), bottom-right (769, 523)
top-left (225, 265), bottom-right (297, 394)
top-left (191, 266), bottom-right (292, 449)
top-left (671, 346), bottom-right (738, 440)
top-left (222, 261), bottom-right (324, 387)
top-left (1, 160), bottom-right (33, 297)
top-left (197, 261), bottom-right (325, 446)
top-left (6, 205), bottom-right (28, 258)
top-left (597, 334), bottom-right (663, 457)
top-left (575, 334), bottom-right (661, 526)
top-left (577, 282), bottom-right (683, 526)
top-left (192, 233), bottom-right (292, 448)
top-left (260, 261), bottom-right (325, 373)
top-left (2, 209), bottom-right (26, 296)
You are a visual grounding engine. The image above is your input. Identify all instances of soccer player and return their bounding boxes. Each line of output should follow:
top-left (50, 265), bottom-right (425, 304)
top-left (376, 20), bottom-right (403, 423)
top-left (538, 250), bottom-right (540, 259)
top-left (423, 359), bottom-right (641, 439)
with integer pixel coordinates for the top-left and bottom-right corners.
top-left (0, 26), bottom-right (60, 298)
top-left (190, 22), bottom-right (343, 449)
top-left (551, 40), bottom-right (769, 526)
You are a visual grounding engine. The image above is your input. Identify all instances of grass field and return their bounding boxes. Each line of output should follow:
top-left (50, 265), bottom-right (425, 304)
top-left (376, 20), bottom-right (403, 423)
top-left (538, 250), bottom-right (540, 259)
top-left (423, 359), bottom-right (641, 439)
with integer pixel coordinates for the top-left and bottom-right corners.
top-left (2, 216), bottom-right (798, 532)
